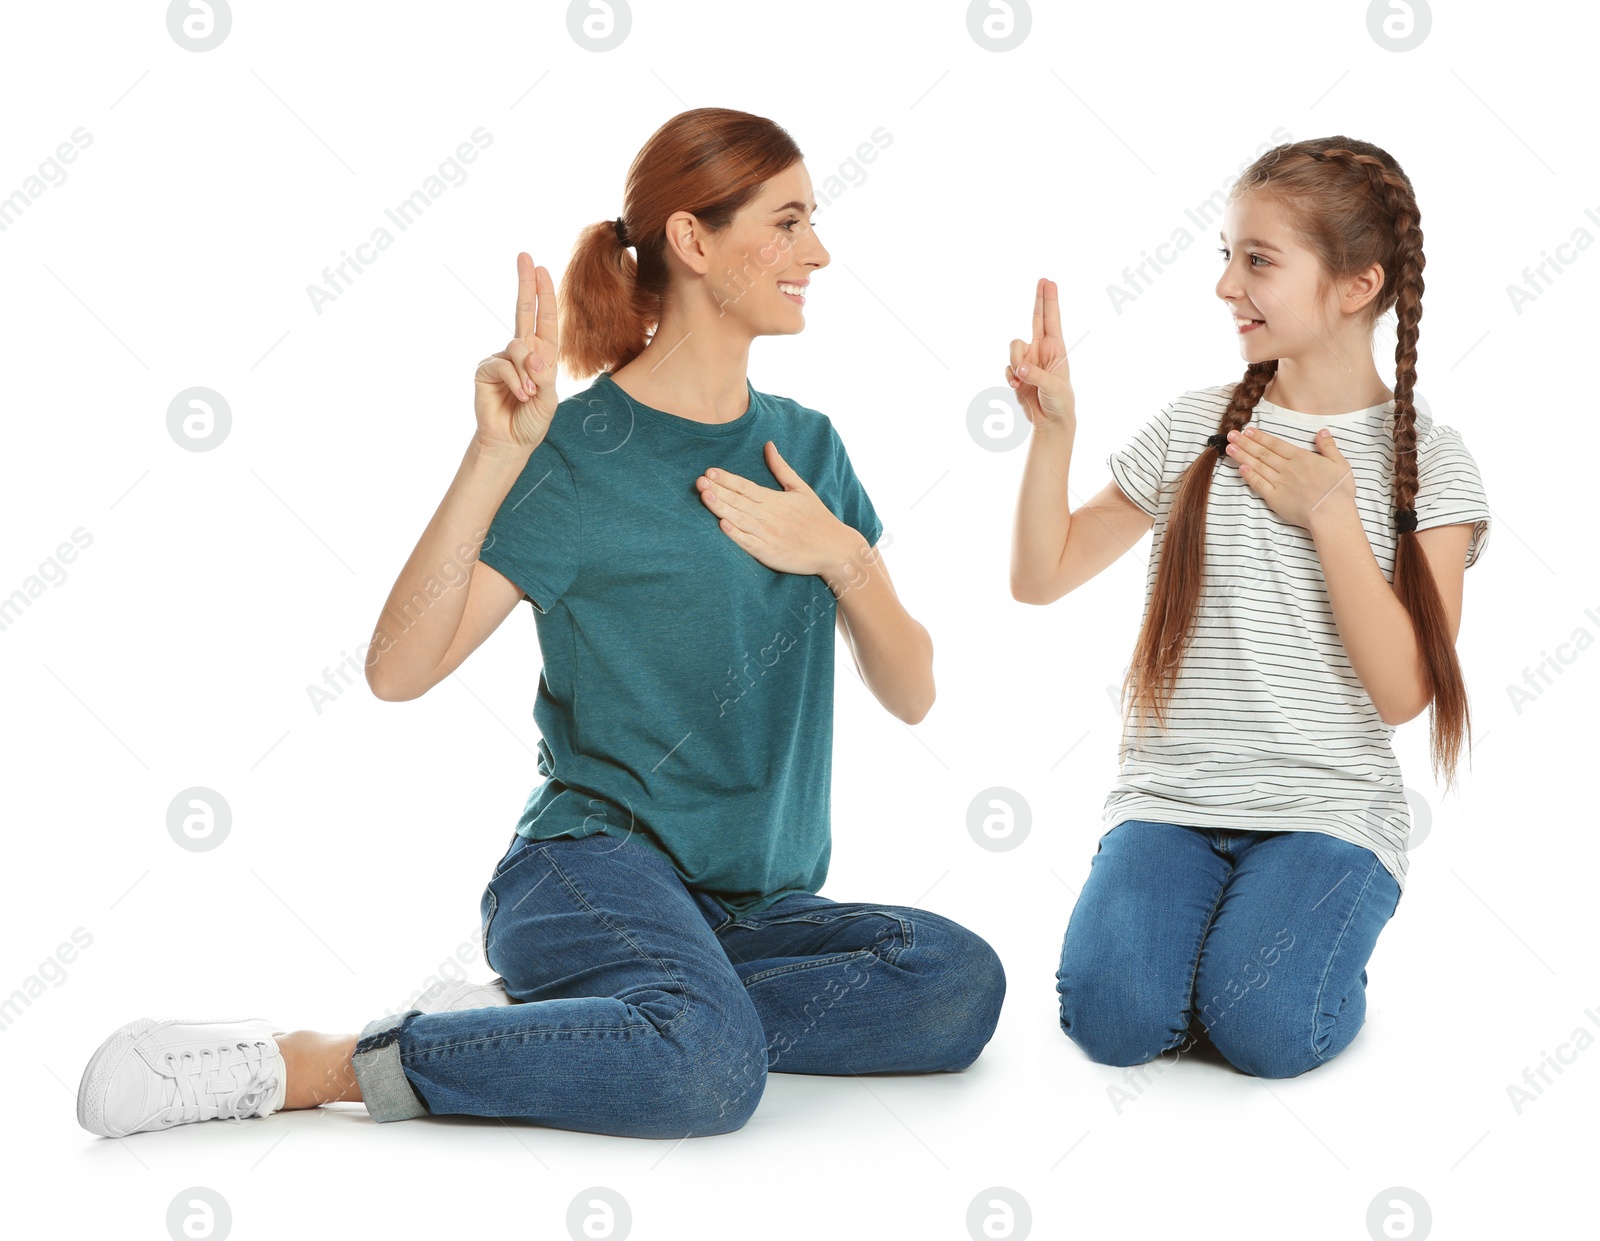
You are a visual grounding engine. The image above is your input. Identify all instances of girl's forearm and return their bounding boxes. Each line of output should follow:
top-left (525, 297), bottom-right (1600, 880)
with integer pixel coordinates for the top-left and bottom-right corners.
top-left (1308, 498), bottom-right (1429, 724)
top-left (365, 437), bottom-right (533, 699)
top-left (1011, 419), bottom-right (1077, 601)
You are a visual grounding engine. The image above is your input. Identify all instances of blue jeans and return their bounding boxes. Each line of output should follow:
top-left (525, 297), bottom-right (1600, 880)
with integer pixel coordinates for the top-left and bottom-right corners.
top-left (1056, 820), bottom-right (1401, 1078)
top-left (350, 831), bottom-right (1006, 1137)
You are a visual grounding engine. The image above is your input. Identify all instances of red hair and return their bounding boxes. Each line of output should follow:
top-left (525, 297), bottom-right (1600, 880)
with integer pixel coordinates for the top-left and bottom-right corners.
top-left (558, 107), bottom-right (803, 379)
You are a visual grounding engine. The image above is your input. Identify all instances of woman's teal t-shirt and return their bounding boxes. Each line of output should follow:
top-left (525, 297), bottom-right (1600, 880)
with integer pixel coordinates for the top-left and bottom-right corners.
top-left (478, 371), bottom-right (883, 916)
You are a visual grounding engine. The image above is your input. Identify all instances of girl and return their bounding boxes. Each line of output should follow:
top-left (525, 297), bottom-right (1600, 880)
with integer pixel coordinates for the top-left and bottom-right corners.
top-left (1007, 138), bottom-right (1489, 1079)
top-left (77, 107), bottom-right (1005, 1140)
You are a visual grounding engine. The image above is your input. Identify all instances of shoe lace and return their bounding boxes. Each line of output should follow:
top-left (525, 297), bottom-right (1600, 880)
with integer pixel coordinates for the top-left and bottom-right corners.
top-left (153, 1038), bottom-right (280, 1127)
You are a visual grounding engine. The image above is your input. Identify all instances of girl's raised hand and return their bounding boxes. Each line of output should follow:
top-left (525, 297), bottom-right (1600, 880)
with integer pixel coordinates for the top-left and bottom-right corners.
top-left (1006, 277), bottom-right (1076, 427)
top-left (474, 252), bottom-right (561, 454)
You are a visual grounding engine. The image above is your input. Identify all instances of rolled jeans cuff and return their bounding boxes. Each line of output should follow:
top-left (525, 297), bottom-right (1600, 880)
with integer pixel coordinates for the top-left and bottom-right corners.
top-left (350, 1010), bottom-right (430, 1123)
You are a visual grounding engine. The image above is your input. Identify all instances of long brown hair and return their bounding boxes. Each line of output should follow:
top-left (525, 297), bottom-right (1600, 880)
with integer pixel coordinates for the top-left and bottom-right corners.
top-left (558, 107), bottom-right (804, 379)
top-left (1120, 137), bottom-right (1473, 788)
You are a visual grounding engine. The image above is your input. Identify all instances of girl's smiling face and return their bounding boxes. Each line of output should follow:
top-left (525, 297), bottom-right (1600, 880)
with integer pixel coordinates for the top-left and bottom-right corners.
top-left (1216, 192), bottom-right (1374, 365)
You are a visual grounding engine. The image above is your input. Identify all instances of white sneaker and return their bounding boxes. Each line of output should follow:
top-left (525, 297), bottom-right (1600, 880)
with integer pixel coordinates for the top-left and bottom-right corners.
top-left (77, 1017), bottom-right (288, 1138)
top-left (412, 976), bottom-right (514, 1012)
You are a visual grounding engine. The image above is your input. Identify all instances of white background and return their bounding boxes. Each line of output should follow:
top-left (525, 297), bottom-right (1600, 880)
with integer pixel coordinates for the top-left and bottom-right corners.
top-left (3, 1), bottom-right (1593, 1238)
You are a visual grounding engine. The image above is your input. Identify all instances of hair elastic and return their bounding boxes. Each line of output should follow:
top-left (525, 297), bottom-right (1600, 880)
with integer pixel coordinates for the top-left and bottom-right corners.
top-left (1207, 430), bottom-right (1418, 530)
top-left (613, 216), bottom-right (630, 246)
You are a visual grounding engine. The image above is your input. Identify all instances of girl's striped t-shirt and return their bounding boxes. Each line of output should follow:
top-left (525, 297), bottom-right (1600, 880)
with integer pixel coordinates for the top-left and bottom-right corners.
top-left (1101, 383), bottom-right (1491, 893)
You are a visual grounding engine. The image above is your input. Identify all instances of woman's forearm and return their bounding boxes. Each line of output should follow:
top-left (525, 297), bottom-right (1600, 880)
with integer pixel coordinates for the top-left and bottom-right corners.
top-left (827, 539), bottom-right (935, 725)
top-left (1011, 418), bottom-right (1077, 602)
top-left (365, 436), bottom-right (534, 700)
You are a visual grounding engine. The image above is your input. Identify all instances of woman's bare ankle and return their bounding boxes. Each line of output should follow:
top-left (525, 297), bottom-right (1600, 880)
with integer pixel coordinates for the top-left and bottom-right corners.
top-left (276, 1031), bottom-right (362, 1110)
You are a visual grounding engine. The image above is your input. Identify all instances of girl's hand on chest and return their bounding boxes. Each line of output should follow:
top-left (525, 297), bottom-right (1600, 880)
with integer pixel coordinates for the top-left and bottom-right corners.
top-left (1224, 425), bottom-right (1358, 530)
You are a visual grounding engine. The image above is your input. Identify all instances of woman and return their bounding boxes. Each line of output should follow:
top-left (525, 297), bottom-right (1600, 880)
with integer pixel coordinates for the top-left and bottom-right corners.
top-left (76, 107), bottom-right (1005, 1141)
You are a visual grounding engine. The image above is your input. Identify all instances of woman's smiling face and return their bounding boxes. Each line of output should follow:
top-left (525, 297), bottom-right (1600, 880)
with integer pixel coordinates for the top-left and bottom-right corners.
top-left (696, 160), bottom-right (830, 338)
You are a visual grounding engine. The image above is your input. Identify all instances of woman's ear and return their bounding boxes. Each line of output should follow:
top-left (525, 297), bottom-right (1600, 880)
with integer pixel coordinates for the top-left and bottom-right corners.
top-left (661, 209), bottom-right (712, 277)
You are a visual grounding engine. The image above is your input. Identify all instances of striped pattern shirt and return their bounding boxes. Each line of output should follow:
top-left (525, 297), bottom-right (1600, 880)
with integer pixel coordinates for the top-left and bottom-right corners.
top-left (1102, 384), bottom-right (1491, 893)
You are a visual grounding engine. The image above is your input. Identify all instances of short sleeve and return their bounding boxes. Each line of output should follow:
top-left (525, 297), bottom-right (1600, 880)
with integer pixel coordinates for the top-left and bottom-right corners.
top-left (478, 436), bottom-right (581, 612)
top-left (1414, 425), bottom-right (1490, 569)
top-left (823, 418), bottom-right (883, 546)
top-left (1106, 399), bottom-right (1175, 518)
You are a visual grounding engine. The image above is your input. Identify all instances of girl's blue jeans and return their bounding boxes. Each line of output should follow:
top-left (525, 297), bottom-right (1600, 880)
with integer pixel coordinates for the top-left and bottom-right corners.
top-left (1056, 819), bottom-right (1402, 1079)
top-left (350, 831), bottom-right (1007, 1137)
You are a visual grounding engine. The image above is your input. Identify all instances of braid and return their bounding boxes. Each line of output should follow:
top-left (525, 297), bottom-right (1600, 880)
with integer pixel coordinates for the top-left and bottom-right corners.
top-left (1312, 147), bottom-right (1427, 528)
top-left (1122, 361), bottom-right (1278, 757)
top-left (1310, 144), bottom-right (1470, 783)
top-left (1205, 359), bottom-right (1278, 457)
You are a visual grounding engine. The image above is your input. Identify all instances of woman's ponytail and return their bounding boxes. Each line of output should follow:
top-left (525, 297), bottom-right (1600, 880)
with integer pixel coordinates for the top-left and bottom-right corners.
top-left (557, 217), bottom-right (656, 380)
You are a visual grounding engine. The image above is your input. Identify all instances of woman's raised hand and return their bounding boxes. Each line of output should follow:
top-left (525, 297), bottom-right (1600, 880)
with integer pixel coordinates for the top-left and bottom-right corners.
top-left (474, 252), bottom-right (561, 453)
top-left (1006, 277), bottom-right (1076, 427)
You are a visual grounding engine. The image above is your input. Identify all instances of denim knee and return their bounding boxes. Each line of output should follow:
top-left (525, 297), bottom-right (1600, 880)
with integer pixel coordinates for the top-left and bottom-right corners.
top-left (1207, 1009), bottom-right (1359, 1080)
top-left (1057, 971), bottom-right (1186, 1068)
top-left (602, 1051), bottom-right (764, 1138)
top-left (681, 1023), bottom-right (769, 1135)
top-left (672, 1010), bottom-right (771, 1132)
top-left (913, 924), bottom-right (1007, 1072)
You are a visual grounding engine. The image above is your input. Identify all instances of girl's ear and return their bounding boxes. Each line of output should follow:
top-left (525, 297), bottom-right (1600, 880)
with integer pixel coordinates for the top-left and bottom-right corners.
top-left (1342, 261), bottom-right (1386, 316)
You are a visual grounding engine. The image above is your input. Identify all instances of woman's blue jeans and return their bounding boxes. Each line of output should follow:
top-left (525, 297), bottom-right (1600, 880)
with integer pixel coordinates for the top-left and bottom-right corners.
top-left (350, 831), bottom-right (1007, 1137)
top-left (1056, 820), bottom-right (1402, 1079)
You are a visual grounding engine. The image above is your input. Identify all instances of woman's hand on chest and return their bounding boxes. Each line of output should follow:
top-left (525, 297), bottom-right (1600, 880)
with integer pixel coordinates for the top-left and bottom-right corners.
top-left (695, 439), bottom-right (862, 577)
